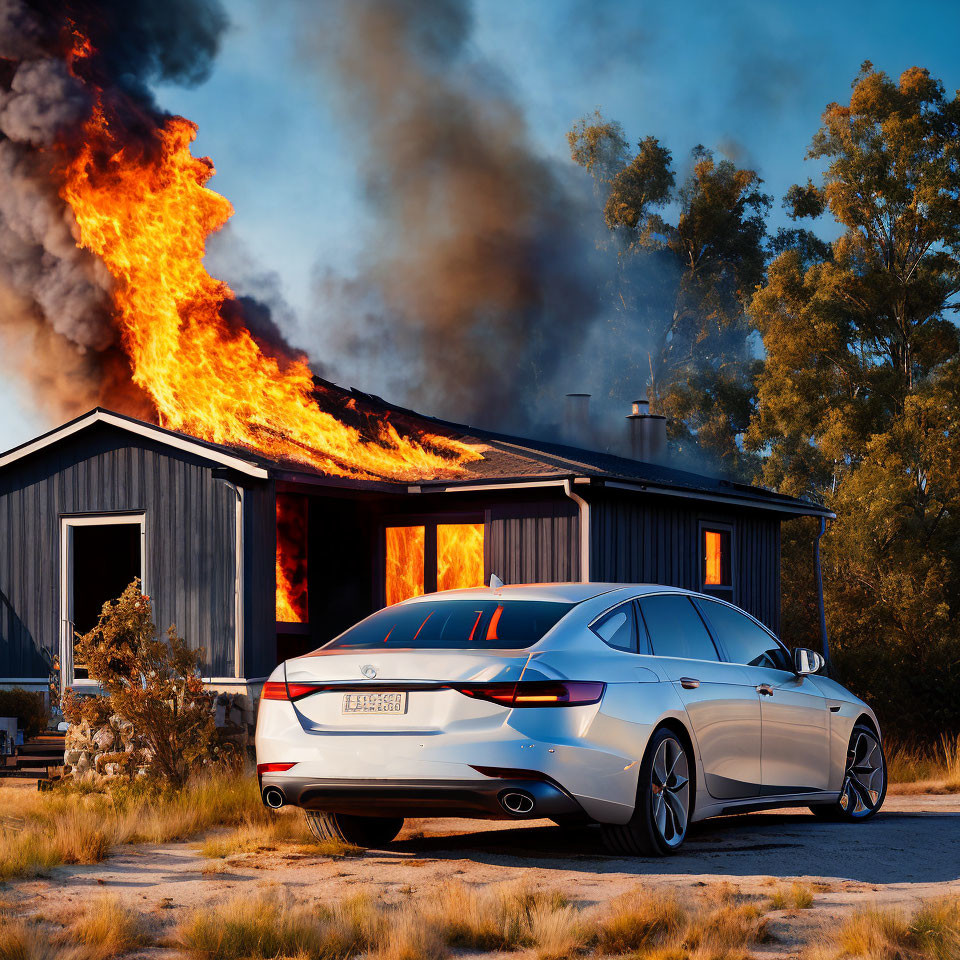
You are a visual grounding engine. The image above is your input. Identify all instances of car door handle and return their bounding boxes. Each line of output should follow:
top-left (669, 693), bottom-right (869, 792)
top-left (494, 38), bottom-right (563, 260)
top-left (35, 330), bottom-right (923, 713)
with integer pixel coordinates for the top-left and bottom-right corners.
top-left (756, 684), bottom-right (774, 696)
top-left (679, 677), bottom-right (700, 689)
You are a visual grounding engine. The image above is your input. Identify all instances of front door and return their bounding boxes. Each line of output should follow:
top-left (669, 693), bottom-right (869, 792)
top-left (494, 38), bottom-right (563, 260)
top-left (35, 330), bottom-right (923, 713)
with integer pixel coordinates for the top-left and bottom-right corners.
top-left (60, 515), bottom-right (144, 684)
top-left (638, 594), bottom-right (762, 800)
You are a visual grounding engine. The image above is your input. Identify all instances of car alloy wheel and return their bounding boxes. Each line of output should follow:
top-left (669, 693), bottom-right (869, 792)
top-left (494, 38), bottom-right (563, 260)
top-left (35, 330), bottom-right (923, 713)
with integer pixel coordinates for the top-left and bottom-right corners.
top-left (650, 734), bottom-right (690, 847)
top-left (601, 726), bottom-right (693, 856)
top-left (840, 728), bottom-right (885, 817)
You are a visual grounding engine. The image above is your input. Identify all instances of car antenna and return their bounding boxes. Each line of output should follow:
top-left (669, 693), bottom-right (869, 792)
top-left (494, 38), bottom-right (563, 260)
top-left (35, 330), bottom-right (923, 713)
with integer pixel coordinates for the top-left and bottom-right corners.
top-left (489, 574), bottom-right (504, 590)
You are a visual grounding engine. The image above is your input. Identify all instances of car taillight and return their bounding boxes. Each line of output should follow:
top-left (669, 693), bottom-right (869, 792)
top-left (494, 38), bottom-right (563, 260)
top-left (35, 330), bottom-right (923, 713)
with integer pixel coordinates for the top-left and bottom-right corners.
top-left (454, 680), bottom-right (604, 707)
top-left (256, 762), bottom-right (296, 774)
top-left (260, 681), bottom-right (324, 701)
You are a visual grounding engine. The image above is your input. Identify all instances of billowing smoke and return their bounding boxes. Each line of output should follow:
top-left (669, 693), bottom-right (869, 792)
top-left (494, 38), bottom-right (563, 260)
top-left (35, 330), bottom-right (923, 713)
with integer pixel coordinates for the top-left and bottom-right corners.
top-left (307, 0), bottom-right (607, 433)
top-left (0, 0), bottom-right (228, 422)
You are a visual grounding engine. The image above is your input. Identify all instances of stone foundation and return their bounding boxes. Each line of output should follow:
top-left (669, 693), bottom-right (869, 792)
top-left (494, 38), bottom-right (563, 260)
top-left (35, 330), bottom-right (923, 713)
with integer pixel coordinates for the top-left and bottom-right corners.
top-left (63, 691), bottom-right (254, 782)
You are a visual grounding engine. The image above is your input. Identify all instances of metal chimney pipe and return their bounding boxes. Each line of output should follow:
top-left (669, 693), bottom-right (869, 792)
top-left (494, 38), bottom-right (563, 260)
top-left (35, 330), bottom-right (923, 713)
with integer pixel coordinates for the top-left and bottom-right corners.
top-left (626, 399), bottom-right (667, 462)
top-left (564, 393), bottom-right (591, 447)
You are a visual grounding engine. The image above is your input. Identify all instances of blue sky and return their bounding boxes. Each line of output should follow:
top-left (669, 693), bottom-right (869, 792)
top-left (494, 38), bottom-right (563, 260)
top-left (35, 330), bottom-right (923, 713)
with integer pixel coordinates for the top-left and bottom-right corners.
top-left (3, 0), bottom-right (959, 449)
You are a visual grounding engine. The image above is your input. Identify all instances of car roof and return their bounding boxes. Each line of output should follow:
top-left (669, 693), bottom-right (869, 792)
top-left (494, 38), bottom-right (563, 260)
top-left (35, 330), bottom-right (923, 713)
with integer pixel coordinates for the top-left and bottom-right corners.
top-left (401, 582), bottom-right (696, 604)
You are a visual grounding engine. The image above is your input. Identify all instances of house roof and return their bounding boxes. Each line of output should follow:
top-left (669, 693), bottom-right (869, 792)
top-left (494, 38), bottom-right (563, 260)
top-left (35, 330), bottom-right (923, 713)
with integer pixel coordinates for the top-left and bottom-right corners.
top-left (0, 385), bottom-right (834, 519)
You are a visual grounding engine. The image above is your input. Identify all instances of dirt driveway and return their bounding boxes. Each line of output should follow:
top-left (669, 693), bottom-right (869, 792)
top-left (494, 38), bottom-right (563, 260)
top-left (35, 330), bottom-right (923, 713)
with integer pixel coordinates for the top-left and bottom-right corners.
top-left (7, 792), bottom-right (959, 956)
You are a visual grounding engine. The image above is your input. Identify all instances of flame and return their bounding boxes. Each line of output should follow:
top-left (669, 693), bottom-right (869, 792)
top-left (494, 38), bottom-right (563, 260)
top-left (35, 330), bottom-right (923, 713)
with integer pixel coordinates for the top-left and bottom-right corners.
top-left (59, 99), bottom-right (480, 480)
top-left (385, 526), bottom-right (425, 606)
top-left (704, 530), bottom-right (723, 586)
top-left (276, 494), bottom-right (308, 623)
top-left (437, 522), bottom-right (484, 591)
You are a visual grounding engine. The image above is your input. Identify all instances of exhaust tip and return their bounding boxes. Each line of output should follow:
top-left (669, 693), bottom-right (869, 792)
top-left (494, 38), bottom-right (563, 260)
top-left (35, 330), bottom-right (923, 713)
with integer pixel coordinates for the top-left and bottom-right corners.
top-left (500, 790), bottom-right (535, 816)
top-left (263, 786), bottom-right (285, 809)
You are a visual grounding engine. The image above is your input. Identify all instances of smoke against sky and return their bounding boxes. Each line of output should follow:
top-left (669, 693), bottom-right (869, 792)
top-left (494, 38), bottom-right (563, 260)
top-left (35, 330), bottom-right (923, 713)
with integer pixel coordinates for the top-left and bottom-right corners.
top-left (1, 0), bottom-right (959, 450)
top-left (304, 0), bottom-right (611, 435)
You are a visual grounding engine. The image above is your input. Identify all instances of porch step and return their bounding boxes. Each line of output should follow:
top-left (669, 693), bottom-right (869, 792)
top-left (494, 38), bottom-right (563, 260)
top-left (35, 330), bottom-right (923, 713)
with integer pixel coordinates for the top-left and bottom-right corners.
top-left (0, 767), bottom-right (60, 779)
top-left (0, 734), bottom-right (66, 781)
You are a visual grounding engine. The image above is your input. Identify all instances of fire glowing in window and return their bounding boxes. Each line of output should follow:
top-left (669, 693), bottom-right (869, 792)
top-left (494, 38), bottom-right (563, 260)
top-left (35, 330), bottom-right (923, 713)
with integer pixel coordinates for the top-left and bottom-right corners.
top-left (385, 526), bottom-right (425, 606)
top-left (703, 528), bottom-right (730, 588)
top-left (437, 522), bottom-right (485, 592)
top-left (276, 494), bottom-right (308, 623)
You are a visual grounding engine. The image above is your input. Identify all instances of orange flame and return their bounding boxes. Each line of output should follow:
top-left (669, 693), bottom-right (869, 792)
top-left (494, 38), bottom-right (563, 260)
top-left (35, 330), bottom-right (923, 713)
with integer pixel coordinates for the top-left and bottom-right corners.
top-left (384, 522), bottom-right (484, 606)
top-left (276, 494), bottom-right (308, 623)
top-left (437, 522), bottom-right (484, 592)
top-left (704, 530), bottom-right (723, 586)
top-left (385, 526), bottom-right (425, 606)
top-left (60, 102), bottom-right (480, 480)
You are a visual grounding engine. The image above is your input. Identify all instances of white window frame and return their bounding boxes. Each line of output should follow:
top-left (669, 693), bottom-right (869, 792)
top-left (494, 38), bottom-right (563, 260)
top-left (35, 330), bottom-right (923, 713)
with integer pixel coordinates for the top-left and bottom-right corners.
top-left (59, 512), bottom-right (146, 691)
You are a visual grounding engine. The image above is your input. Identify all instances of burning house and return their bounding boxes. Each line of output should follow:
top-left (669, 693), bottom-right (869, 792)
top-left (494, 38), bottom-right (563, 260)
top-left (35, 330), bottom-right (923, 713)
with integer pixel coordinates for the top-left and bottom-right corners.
top-left (0, 2), bottom-right (833, 708)
top-left (0, 387), bottom-right (831, 702)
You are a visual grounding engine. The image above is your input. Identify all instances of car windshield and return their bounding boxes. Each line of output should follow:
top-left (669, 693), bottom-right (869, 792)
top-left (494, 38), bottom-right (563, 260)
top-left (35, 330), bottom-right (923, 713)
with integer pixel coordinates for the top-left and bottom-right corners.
top-left (320, 599), bottom-right (575, 651)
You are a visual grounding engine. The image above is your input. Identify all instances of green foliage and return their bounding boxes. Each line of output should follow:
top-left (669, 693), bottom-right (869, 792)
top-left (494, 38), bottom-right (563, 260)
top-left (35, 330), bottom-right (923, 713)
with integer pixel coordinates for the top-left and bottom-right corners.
top-left (0, 688), bottom-right (48, 738)
top-left (748, 64), bottom-right (960, 737)
top-left (569, 114), bottom-right (769, 477)
top-left (63, 580), bottom-right (217, 787)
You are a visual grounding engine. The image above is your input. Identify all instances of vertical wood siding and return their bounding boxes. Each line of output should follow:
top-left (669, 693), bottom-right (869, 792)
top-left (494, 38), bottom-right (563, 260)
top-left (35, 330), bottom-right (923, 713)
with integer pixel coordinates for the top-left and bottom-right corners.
top-left (590, 492), bottom-right (782, 633)
top-left (486, 497), bottom-right (580, 584)
top-left (0, 425), bottom-right (243, 678)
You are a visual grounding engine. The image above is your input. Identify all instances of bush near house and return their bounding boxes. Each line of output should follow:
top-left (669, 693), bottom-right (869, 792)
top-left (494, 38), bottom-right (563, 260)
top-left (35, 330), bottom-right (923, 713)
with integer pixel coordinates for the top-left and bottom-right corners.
top-left (62, 580), bottom-right (218, 788)
top-left (0, 688), bottom-right (48, 738)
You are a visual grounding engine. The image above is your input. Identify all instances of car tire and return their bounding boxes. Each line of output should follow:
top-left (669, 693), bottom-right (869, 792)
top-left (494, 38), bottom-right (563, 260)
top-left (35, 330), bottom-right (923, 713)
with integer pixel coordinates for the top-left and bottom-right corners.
top-left (601, 726), bottom-right (692, 857)
top-left (304, 811), bottom-right (405, 847)
top-left (809, 722), bottom-right (887, 822)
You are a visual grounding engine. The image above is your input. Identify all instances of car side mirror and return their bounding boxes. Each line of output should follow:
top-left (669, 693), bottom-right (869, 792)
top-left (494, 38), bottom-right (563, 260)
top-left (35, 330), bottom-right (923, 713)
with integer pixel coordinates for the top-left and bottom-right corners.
top-left (793, 647), bottom-right (825, 676)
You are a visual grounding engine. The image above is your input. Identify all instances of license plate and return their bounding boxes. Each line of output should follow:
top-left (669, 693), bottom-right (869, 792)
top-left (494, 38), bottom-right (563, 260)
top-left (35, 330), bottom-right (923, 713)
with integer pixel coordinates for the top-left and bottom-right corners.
top-left (341, 692), bottom-right (407, 715)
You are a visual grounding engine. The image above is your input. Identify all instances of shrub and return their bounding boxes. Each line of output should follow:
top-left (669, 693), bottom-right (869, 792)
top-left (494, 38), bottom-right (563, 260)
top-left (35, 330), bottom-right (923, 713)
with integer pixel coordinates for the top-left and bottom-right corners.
top-left (63, 580), bottom-right (217, 788)
top-left (0, 688), bottom-right (48, 738)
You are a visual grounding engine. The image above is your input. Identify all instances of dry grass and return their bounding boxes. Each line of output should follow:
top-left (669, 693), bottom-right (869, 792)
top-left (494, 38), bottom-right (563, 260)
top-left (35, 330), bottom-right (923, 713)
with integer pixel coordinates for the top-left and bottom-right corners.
top-left (55, 896), bottom-right (150, 959)
top-left (197, 814), bottom-right (318, 858)
top-left (0, 769), bottom-right (306, 880)
top-left (684, 902), bottom-right (770, 954)
top-left (0, 896), bottom-right (152, 960)
top-left (768, 882), bottom-right (815, 911)
top-left (808, 897), bottom-right (960, 960)
top-left (174, 881), bottom-right (778, 960)
top-left (175, 887), bottom-right (376, 960)
top-left (887, 735), bottom-right (960, 793)
top-left (592, 890), bottom-right (687, 954)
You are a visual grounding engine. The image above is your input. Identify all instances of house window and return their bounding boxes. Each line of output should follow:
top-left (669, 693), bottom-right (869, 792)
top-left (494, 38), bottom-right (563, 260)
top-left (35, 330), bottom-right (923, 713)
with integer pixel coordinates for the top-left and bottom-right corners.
top-left (385, 525), bottom-right (426, 606)
top-left (384, 520), bottom-right (484, 606)
top-left (276, 494), bottom-right (309, 623)
top-left (436, 522), bottom-right (485, 593)
top-left (700, 524), bottom-right (733, 596)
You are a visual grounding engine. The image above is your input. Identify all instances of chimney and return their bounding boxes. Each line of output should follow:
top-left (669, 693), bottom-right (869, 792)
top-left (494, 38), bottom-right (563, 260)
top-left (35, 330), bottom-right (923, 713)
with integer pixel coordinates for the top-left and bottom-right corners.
top-left (626, 399), bottom-right (667, 463)
top-left (564, 393), bottom-right (591, 448)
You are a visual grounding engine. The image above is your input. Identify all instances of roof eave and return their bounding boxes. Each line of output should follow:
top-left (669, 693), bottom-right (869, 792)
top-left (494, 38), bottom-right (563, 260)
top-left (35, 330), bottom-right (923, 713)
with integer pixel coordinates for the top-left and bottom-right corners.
top-left (0, 409), bottom-right (270, 479)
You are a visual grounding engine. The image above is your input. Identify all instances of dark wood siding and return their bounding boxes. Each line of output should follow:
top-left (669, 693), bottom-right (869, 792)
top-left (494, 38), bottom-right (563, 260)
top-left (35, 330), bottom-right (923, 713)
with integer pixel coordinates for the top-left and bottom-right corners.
top-left (486, 495), bottom-right (580, 584)
top-left (0, 424), bottom-right (244, 678)
top-left (589, 491), bottom-right (781, 633)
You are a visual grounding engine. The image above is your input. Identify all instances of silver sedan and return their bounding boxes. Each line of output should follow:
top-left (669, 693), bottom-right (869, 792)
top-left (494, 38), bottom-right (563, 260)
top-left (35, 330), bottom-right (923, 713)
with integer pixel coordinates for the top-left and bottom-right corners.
top-left (255, 583), bottom-right (886, 855)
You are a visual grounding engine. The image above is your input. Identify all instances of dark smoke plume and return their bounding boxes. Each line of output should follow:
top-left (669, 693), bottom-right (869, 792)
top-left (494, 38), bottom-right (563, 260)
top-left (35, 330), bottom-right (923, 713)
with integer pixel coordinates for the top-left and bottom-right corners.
top-left (0, 0), bottom-right (228, 424)
top-left (308, 0), bottom-right (607, 434)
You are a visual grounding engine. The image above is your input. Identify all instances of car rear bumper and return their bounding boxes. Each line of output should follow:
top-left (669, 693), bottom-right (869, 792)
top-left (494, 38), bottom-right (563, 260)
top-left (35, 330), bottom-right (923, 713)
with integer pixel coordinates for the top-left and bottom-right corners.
top-left (259, 774), bottom-right (588, 820)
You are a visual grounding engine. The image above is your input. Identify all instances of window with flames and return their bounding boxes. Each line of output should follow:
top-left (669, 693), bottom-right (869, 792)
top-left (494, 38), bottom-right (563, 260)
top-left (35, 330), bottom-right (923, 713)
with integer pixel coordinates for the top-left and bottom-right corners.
top-left (700, 524), bottom-right (733, 597)
top-left (276, 493), bottom-right (309, 623)
top-left (385, 520), bottom-right (485, 606)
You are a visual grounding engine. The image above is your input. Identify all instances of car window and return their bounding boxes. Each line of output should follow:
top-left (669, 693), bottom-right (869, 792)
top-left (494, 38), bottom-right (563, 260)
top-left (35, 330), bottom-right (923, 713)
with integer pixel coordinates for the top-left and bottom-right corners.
top-left (699, 599), bottom-right (791, 670)
top-left (591, 602), bottom-right (637, 652)
top-left (638, 594), bottom-right (719, 662)
top-left (318, 600), bottom-right (574, 651)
